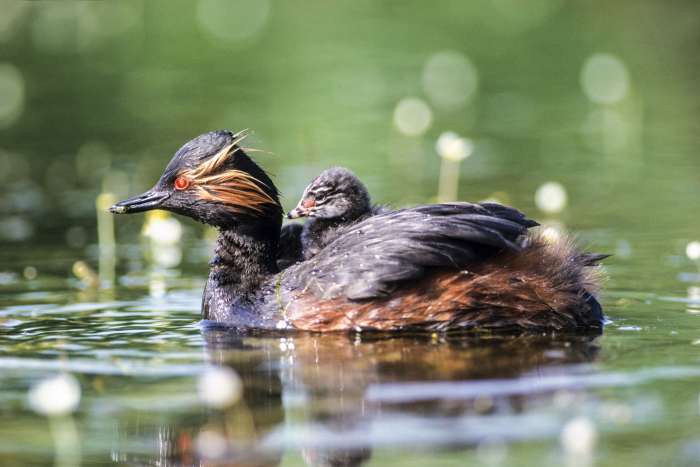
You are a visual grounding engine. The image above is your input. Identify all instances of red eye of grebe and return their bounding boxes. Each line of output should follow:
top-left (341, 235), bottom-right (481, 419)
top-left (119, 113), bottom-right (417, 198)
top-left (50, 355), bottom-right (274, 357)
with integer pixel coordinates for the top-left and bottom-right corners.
top-left (174, 177), bottom-right (190, 190)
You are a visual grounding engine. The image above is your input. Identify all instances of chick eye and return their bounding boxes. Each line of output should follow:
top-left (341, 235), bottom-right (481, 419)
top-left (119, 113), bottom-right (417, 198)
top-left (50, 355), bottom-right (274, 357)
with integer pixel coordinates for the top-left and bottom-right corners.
top-left (174, 176), bottom-right (190, 190)
top-left (314, 189), bottom-right (330, 200)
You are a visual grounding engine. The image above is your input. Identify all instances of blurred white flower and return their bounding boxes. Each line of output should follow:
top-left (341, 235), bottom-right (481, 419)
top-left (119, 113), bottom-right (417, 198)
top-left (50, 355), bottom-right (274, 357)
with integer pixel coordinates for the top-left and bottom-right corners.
top-left (535, 181), bottom-right (567, 214)
top-left (436, 132), bottom-right (474, 162)
top-left (142, 211), bottom-right (182, 245)
top-left (28, 374), bottom-right (81, 417)
top-left (197, 366), bottom-right (242, 408)
top-left (686, 241), bottom-right (700, 261)
top-left (560, 416), bottom-right (597, 455)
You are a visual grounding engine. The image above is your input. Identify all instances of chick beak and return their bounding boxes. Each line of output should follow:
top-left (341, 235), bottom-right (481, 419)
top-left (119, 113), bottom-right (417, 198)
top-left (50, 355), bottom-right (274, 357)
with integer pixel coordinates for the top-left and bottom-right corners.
top-left (110, 188), bottom-right (170, 214)
top-left (287, 197), bottom-right (315, 219)
top-left (287, 206), bottom-right (307, 219)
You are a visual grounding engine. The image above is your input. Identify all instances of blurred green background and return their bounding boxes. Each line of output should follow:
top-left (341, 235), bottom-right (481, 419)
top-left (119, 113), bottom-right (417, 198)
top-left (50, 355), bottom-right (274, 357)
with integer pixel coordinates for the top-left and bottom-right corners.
top-left (1, 0), bottom-right (698, 246)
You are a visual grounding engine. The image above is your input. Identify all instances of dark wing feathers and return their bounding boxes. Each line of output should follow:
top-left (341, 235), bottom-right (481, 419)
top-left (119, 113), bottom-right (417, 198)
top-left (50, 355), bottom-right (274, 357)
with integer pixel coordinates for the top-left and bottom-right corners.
top-left (284, 202), bottom-right (537, 301)
top-left (478, 202), bottom-right (540, 228)
top-left (410, 202), bottom-right (538, 227)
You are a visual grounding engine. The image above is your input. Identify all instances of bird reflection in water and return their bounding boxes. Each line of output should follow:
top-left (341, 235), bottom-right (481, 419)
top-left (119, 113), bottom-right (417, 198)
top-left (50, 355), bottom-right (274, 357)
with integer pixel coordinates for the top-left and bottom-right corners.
top-left (119, 329), bottom-right (599, 466)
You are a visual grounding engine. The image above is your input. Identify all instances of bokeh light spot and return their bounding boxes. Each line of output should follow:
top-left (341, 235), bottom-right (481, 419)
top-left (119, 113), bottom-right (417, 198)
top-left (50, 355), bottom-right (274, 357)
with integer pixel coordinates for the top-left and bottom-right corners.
top-left (393, 97), bottom-right (433, 136)
top-left (0, 216), bottom-right (33, 241)
top-left (0, 63), bottom-right (24, 128)
top-left (142, 211), bottom-right (183, 246)
top-left (560, 416), bottom-right (597, 455)
top-left (535, 181), bottom-right (567, 214)
top-left (197, 0), bottom-right (270, 44)
top-left (197, 366), bottom-right (242, 408)
top-left (581, 53), bottom-right (630, 104)
top-left (196, 430), bottom-right (229, 459)
top-left (686, 241), bottom-right (700, 261)
top-left (422, 50), bottom-right (478, 111)
top-left (615, 239), bottom-right (632, 258)
top-left (28, 373), bottom-right (81, 417)
top-left (23, 266), bottom-right (37, 280)
top-left (436, 132), bottom-right (474, 162)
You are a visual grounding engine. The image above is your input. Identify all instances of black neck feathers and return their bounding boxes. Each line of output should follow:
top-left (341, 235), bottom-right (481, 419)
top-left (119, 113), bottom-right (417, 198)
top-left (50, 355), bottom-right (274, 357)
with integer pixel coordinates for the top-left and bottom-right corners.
top-left (210, 229), bottom-right (278, 290)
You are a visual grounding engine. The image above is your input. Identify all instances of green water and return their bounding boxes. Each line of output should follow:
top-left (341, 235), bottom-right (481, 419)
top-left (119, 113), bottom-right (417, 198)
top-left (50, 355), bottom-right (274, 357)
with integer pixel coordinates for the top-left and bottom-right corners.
top-left (2, 1), bottom-right (700, 465)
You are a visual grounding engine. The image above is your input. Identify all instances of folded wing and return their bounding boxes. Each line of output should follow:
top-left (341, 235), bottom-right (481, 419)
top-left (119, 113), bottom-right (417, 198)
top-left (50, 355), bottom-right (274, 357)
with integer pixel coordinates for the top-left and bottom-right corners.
top-left (284, 202), bottom-right (538, 300)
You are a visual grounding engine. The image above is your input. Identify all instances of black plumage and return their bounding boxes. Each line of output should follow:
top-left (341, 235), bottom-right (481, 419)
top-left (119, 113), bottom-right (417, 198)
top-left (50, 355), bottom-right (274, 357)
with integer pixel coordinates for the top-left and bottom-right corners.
top-left (283, 203), bottom-right (536, 300)
top-left (277, 223), bottom-right (304, 270)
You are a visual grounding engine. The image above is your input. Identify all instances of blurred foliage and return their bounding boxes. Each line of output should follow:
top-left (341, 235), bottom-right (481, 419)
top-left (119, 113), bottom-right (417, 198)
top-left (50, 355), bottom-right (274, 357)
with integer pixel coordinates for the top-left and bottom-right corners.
top-left (0, 0), bottom-right (699, 240)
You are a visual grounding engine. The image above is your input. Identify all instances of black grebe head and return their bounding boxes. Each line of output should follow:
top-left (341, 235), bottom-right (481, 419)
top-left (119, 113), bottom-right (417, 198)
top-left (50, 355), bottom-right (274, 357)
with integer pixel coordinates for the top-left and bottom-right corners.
top-left (287, 167), bottom-right (370, 221)
top-left (110, 130), bottom-right (282, 232)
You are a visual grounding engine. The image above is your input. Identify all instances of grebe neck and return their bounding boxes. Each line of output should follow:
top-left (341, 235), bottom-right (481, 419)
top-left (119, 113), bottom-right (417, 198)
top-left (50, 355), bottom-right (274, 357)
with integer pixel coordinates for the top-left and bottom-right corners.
top-left (209, 227), bottom-right (279, 296)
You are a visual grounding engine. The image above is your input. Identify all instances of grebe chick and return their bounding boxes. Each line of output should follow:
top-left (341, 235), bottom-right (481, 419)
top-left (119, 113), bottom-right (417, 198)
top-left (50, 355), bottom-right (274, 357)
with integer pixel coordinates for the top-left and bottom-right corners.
top-left (287, 167), bottom-right (387, 261)
top-left (110, 130), bottom-right (607, 333)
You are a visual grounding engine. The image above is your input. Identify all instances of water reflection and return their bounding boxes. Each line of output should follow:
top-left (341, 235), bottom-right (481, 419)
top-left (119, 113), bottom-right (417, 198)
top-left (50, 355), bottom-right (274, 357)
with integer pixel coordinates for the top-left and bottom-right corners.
top-left (120, 331), bottom-right (600, 466)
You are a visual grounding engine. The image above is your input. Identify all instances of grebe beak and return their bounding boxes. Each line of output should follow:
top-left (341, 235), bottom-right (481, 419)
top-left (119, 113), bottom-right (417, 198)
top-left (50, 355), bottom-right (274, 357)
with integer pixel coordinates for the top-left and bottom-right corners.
top-left (110, 189), bottom-right (170, 214)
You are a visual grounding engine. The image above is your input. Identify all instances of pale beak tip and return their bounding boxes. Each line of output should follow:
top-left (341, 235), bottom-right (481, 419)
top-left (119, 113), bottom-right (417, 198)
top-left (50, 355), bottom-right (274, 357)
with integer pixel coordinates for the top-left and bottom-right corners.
top-left (287, 207), bottom-right (307, 219)
top-left (110, 205), bottom-right (127, 214)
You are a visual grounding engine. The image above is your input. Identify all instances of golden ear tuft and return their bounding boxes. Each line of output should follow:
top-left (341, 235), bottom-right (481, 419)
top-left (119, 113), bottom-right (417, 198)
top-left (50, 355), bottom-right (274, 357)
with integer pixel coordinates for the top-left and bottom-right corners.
top-left (188, 129), bottom-right (250, 179)
top-left (180, 130), bottom-right (277, 214)
top-left (195, 169), bottom-right (277, 214)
